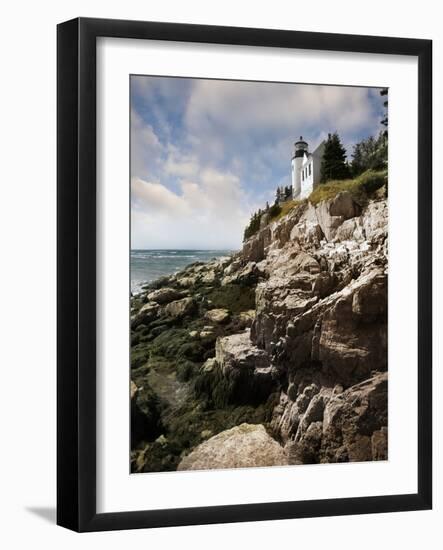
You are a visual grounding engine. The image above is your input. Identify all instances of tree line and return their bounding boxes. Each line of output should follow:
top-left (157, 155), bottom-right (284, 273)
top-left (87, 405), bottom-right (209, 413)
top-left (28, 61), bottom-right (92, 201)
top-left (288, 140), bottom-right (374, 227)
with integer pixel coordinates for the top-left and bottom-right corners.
top-left (320, 87), bottom-right (388, 181)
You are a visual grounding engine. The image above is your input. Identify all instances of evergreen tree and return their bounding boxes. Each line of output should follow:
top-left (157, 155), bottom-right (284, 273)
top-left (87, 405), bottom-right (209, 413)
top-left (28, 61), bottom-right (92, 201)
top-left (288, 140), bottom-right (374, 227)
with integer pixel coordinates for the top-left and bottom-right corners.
top-left (351, 132), bottom-right (387, 176)
top-left (320, 132), bottom-right (350, 183)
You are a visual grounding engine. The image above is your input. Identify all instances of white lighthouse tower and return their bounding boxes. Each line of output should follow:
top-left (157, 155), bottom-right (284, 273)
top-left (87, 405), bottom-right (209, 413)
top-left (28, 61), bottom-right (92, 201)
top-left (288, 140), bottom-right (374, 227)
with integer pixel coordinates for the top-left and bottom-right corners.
top-left (291, 136), bottom-right (308, 199)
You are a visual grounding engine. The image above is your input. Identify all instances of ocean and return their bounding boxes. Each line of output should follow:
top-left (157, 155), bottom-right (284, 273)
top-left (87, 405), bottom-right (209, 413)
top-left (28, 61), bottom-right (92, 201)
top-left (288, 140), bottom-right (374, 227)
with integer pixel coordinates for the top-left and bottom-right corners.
top-left (131, 249), bottom-right (235, 294)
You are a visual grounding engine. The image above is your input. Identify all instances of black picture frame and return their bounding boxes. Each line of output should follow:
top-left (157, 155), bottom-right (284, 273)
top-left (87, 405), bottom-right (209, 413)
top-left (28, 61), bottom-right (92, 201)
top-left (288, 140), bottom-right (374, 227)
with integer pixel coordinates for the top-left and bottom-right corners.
top-left (57, 17), bottom-right (432, 532)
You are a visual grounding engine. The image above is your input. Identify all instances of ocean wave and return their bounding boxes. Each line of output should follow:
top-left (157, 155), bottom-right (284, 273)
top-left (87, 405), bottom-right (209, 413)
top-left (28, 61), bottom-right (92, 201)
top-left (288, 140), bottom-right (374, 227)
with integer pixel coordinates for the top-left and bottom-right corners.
top-left (130, 250), bottom-right (237, 293)
top-left (132, 254), bottom-right (200, 260)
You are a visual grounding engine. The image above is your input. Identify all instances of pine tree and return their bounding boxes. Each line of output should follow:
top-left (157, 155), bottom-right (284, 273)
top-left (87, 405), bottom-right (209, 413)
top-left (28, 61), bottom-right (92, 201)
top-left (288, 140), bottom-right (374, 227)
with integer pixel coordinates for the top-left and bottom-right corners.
top-left (320, 132), bottom-right (350, 183)
top-left (351, 132), bottom-right (387, 176)
top-left (380, 88), bottom-right (388, 137)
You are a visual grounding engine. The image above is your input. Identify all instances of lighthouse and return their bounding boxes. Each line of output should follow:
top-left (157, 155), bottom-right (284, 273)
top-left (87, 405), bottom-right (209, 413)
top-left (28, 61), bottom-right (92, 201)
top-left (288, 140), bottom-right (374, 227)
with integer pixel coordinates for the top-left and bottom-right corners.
top-left (291, 136), bottom-right (308, 199)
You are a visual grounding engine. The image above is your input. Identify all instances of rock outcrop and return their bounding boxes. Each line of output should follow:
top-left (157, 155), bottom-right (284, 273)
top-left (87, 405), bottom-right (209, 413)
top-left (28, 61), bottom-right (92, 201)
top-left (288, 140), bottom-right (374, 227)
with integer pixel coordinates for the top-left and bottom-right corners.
top-left (205, 308), bottom-right (230, 324)
top-left (221, 193), bottom-right (388, 463)
top-left (178, 423), bottom-right (288, 471)
top-left (131, 189), bottom-right (388, 471)
top-left (164, 297), bottom-right (196, 319)
top-left (147, 287), bottom-right (184, 304)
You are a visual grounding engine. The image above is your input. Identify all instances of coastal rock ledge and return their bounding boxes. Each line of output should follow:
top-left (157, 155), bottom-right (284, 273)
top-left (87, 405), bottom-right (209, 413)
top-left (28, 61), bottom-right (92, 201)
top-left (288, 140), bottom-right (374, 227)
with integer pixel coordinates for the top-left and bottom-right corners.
top-left (177, 424), bottom-right (288, 471)
top-left (130, 186), bottom-right (388, 472)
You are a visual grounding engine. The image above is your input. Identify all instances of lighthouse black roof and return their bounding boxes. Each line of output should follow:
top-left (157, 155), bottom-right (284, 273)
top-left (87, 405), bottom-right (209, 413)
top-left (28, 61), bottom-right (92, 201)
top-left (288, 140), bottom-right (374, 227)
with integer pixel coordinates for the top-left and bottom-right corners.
top-left (293, 135), bottom-right (308, 158)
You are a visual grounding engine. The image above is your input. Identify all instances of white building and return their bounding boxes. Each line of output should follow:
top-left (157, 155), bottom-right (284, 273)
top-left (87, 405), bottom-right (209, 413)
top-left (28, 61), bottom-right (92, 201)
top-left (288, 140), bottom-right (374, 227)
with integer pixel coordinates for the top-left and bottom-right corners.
top-left (291, 136), bottom-right (326, 200)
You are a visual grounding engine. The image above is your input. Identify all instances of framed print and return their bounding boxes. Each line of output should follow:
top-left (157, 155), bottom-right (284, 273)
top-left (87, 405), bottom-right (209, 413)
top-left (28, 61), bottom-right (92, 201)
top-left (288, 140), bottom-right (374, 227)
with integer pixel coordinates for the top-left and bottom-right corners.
top-left (57, 17), bottom-right (432, 532)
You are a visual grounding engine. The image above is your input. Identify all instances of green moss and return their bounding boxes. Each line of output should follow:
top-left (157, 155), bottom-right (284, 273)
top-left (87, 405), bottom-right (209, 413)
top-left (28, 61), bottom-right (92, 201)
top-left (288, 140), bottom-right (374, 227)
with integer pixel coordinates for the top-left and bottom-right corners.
top-left (176, 360), bottom-right (199, 383)
top-left (194, 365), bottom-right (236, 408)
top-left (131, 343), bottom-right (151, 369)
top-left (149, 328), bottom-right (191, 358)
top-left (206, 284), bottom-right (255, 314)
top-left (131, 381), bottom-right (165, 446)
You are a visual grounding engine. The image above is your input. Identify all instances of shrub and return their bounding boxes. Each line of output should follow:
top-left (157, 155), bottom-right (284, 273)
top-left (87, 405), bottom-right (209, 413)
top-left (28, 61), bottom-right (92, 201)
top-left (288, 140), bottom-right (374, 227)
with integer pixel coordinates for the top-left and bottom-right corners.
top-left (268, 203), bottom-right (282, 218)
top-left (308, 169), bottom-right (387, 206)
top-left (357, 170), bottom-right (387, 195)
top-left (269, 199), bottom-right (303, 221)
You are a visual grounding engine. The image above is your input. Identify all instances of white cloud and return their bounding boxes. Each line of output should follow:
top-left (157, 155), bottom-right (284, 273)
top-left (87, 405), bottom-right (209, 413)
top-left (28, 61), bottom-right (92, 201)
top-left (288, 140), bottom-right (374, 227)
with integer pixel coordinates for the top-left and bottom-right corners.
top-left (131, 168), bottom-right (252, 250)
top-left (163, 145), bottom-right (200, 179)
top-left (131, 177), bottom-right (189, 215)
top-left (130, 109), bottom-right (164, 179)
top-left (185, 81), bottom-right (378, 136)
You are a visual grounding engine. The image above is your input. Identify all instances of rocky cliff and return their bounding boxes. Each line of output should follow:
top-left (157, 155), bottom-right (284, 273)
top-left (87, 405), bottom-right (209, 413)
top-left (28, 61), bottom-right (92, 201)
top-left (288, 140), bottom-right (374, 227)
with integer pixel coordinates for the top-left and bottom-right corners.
top-left (130, 186), bottom-right (388, 472)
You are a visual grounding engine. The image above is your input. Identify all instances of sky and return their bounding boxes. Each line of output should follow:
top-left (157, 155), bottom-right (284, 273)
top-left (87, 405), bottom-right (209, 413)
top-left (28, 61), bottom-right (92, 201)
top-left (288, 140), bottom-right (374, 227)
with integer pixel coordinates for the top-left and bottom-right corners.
top-left (131, 76), bottom-right (386, 250)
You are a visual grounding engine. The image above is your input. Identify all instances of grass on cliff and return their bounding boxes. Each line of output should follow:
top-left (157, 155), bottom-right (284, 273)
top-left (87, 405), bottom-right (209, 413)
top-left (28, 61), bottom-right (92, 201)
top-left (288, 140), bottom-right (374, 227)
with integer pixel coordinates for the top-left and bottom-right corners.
top-left (268, 199), bottom-right (304, 222)
top-left (243, 169), bottom-right (386, 241)
top-left (308, 169), bottom-right (387, 206)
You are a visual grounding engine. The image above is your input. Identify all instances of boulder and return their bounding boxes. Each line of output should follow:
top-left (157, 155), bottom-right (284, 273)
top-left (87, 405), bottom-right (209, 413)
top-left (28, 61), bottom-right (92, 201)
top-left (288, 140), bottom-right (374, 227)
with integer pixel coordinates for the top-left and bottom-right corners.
top-left (205, 308), bottom-right (231, 324)
top-left (131, 302), bottom-right (159, 328)
top-left (177, 424), bottom-right (288, 471)
top-left (147, 287), bottom-right (182, 304)
top-left (200, 270), bottom-right (217, 284)
top-left (164, 297), bottom-right (196, 319)
top-left (214, 330), bottom-right (277, 403)
top-left (215, 330), bottom-right (269, 374)
top-left (222, 261), bottom-right (261, 286)
top-left (175, 275), bottom-right (198, 288)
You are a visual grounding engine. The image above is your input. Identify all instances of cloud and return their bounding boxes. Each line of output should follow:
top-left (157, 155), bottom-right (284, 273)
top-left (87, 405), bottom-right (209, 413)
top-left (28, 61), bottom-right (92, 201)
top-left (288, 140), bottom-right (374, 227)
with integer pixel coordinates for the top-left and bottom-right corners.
top-left (130, 108), bottom-right (164, 179)
top-left (131, 168), bottom-right (252, 250)
top-left (130, 76), bottom-right (386, 249)
top-left (131, 177), bottom-right (189, 215)
top-left (163, 145), bottom-right (200, 179)
top-left (185, 81), bottom-right (379, 137)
